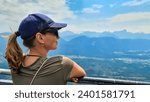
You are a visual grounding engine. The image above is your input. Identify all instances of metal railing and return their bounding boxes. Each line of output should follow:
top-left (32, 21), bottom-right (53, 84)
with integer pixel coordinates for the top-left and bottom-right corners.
top-left (0, 68), bottom-right (150, 85)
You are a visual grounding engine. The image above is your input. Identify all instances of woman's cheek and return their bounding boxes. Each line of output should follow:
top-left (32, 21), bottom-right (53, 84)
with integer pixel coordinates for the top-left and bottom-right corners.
top-left (49, 40), bottom-right (58, 50)
top-left (53, 41), bottom-right (58, 49)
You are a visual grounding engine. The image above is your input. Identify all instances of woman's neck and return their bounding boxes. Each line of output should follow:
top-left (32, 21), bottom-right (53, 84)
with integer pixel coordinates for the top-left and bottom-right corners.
top-left (29, 47), bottom-right (48, 57)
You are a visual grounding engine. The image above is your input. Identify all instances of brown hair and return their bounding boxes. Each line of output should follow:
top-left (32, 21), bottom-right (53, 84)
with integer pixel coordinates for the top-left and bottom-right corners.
top-left (5, 33), bottom-right (23, 73)
top-left (5, 33), bottom-right (36, 74)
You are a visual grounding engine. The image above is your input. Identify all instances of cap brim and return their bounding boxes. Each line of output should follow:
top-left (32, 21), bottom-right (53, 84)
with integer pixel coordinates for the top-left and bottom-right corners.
top-left (49, 22), bottom-right (67, 29)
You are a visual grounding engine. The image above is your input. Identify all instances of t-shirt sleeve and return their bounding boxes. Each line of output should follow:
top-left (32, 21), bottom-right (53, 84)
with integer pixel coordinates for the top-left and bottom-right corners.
top-left (62, 56), bottom-right (74, 81)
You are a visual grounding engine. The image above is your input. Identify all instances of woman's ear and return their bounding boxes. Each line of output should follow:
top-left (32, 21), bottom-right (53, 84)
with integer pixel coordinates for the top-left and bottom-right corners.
top-left (35, 32), bottom-right (45, 44)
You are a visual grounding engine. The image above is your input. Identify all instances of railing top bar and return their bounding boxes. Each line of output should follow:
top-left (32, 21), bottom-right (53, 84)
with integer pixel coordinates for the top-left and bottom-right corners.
top-left (0, 68), bottom-right (150, 85)
top-left (0, 68), bottom-right (11, 75)
top-left (78, 77), bottom-right (150, 85)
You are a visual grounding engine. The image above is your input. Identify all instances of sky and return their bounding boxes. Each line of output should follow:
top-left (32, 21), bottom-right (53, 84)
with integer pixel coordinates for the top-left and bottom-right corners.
top-left (0, 0), bottom-right (150, 34)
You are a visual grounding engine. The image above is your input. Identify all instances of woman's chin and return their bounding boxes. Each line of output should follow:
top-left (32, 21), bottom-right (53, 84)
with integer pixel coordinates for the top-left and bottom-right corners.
top-left (50, 46), bottom-right (58, 50)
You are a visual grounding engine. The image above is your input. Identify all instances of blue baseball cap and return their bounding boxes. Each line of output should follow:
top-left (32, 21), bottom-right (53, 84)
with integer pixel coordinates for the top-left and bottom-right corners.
top-left (18, 13), bottom-right (67, 39)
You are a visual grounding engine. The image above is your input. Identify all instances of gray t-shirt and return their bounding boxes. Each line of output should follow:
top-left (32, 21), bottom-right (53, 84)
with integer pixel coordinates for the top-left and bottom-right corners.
top-left (12, 56), bottom-right (73, 85)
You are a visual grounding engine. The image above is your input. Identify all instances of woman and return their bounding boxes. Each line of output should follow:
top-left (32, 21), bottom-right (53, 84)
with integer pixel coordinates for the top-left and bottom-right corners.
top-left (5, 13), bottom-right (86, 85)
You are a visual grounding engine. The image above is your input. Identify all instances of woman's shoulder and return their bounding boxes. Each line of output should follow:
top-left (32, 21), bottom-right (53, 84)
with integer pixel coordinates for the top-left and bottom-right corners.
top-left (46, 55), bottom-right (74, 67)
top-left (47, 55), bottom-right (72, 62)
top-left (47, 55), bottom-right (63, 62)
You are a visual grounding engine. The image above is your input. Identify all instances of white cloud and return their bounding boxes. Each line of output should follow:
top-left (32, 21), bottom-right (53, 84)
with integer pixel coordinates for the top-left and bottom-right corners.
top-left (66, 12), bottom-right (150, 34)
top-left (82, 4), bottom-right (103, 14)
top-left (92, 4), bottom-right (103, 9)
top-left (122, 0), bottom-right (150, 6)
top-left (0, 0), bottom-right (75, 32)
top-left (108, 12), bottom-right (150, 23)
top-left (109, 3), bottom-right (117, 8)
top-left (107, 12), bottom-right (150, 33)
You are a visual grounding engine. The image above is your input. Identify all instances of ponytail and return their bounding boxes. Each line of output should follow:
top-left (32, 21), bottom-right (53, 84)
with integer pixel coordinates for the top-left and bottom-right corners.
top-left (5, 33), bottom-right (23, 74)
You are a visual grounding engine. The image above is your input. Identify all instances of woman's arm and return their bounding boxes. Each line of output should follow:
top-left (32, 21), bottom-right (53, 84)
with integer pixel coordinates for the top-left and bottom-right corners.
top-left (69, 62), bottom-right (86, 82)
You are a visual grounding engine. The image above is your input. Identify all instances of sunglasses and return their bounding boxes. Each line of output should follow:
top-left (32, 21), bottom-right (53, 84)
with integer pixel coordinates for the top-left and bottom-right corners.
top-left (40, 28), bottom-right (59, 39)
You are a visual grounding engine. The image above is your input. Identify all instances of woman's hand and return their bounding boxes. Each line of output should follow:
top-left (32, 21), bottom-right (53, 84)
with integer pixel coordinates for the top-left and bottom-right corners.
top-left (71, 78), bottom-right (79, 83)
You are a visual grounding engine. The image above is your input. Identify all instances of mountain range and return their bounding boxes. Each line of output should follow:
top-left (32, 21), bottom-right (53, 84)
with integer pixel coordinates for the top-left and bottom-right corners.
top-left (60, 29), bottom-right (150, 41)
top-left (0, 30), bottom-right (150, 58)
